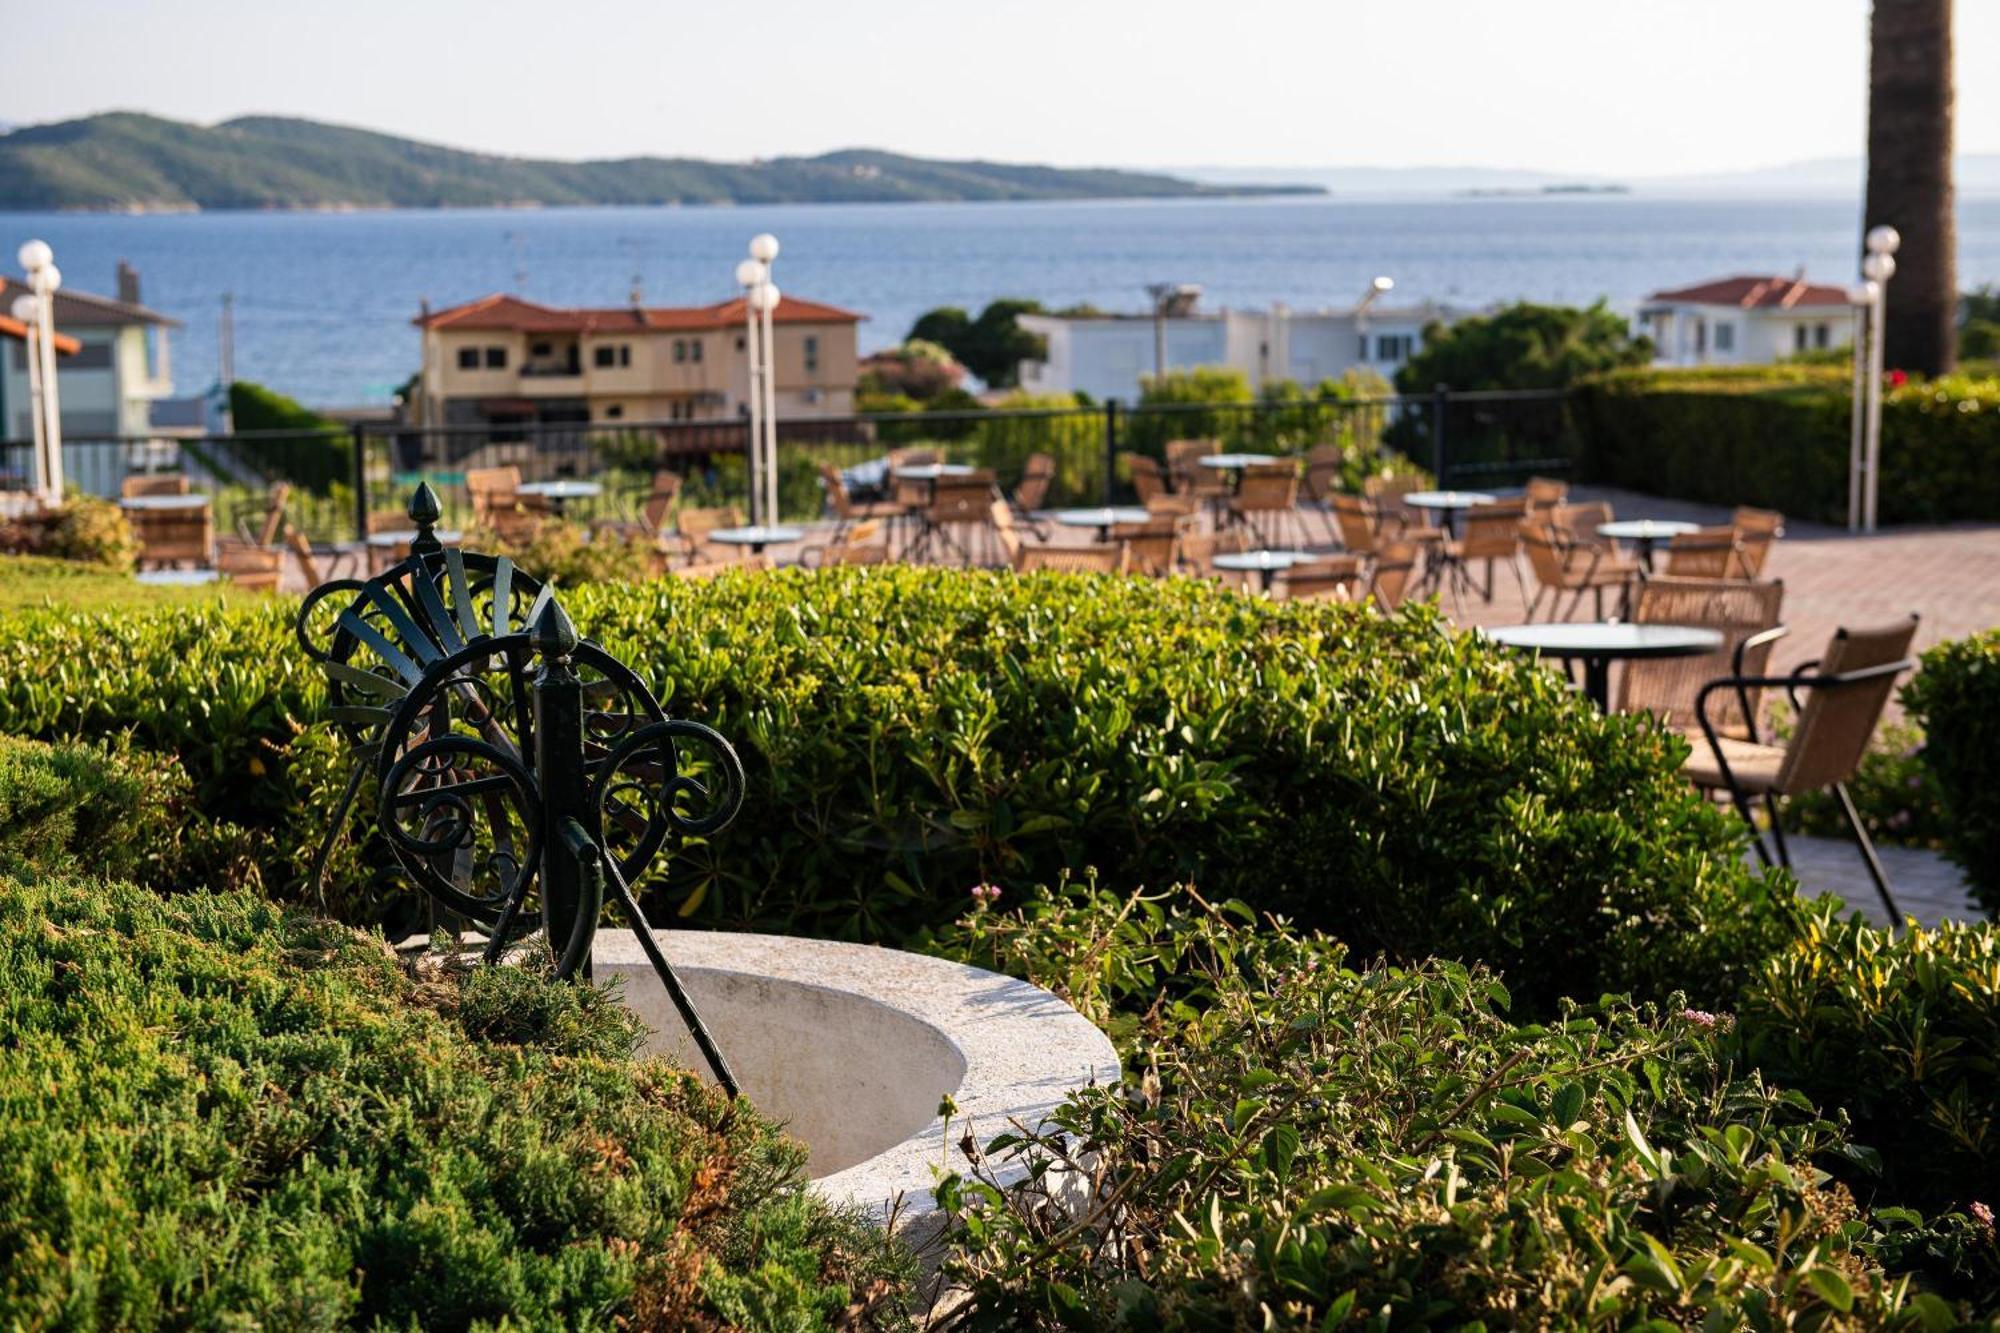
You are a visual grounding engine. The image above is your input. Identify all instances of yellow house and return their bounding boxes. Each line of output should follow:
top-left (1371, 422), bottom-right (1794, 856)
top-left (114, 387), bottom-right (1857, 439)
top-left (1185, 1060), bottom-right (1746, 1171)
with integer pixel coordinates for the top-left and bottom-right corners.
top-left (411, 292), bottom-right (862, 432)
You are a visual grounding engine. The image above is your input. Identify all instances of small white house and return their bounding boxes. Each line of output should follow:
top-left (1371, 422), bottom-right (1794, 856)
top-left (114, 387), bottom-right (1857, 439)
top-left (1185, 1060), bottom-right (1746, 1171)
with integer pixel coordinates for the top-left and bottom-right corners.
top-left (0, 261), bottom-right (179, 440)
top-left (1016, 299), bottom-right (1458, 402)
top-left (1636, 273), bottom-right (1856, 367)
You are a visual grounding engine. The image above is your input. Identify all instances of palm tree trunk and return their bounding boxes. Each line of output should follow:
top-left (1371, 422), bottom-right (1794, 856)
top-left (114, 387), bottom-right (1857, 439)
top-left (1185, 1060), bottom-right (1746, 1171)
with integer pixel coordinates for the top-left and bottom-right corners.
top-left (1865, 0), bottom-right (1956, 376)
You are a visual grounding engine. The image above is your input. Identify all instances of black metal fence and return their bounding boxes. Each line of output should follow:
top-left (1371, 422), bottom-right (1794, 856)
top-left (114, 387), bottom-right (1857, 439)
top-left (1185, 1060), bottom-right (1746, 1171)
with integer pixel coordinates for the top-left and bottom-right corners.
top-left (3, 387), bottom-right (1578, 544)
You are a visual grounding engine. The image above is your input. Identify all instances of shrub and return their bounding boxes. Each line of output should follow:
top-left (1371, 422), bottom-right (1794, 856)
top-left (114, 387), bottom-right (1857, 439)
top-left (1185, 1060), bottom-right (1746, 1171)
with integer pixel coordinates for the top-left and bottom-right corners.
top-left (0, 493), bottom-right (138, 568)
top-left (1737, 901), bottom-right (2000, 1239)
top-left (1784, 714), bottom-right (1950, 850)
top-left (1394, 299), bottom-right (1653, 393)
top-left (0, 871), bottom-right (909, 1329)
top-left (464, 521), bottom-right (662, 586)
top-left (0, 734), bottom-right (210, 883)
top-left (0, 570), bottom-right (1793, 1012)
top-left (1904, 628), bottom-right (2000, 914)
top-left (227, 380), bottom-right (352, 493)
top-left (1576, 367), bottom-right (2000, 524)
top-left (926, 884), bottom-right (1993, 1328)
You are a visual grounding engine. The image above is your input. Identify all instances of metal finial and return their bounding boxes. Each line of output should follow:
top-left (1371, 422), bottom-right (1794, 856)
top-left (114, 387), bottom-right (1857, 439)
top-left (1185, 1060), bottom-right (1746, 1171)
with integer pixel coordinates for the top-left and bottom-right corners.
top-left (408, 481), bottom-right (443, 529)
top-left (529, 593), bottom-right (579, 661)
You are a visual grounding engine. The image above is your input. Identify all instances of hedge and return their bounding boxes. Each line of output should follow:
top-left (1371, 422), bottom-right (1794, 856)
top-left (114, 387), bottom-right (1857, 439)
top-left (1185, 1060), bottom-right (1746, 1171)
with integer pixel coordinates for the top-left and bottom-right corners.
top-left (926, 884), bottom-right (2000, 1327)
top-left (0, 871), bottom-right (908, 1329)
top-left (1575, 367), bottom-right (2000, 525)
top-left (1904, 628), bottom-right (2000, 915)
top-left (0, 569), bottom-right (1796, 1014)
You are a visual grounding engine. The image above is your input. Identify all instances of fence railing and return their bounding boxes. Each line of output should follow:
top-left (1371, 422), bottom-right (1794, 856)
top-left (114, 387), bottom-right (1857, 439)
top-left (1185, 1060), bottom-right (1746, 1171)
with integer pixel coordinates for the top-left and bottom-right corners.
top-left (2, 387), bottom-right (1578, 544)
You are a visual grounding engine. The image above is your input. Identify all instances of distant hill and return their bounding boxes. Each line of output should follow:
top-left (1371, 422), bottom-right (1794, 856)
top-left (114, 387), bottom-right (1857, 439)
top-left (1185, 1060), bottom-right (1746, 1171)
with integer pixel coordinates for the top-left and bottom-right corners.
top-left (0, 113), bottom-right (1319, 211)
top-left (1173, 155), bottom-right (2000, 197)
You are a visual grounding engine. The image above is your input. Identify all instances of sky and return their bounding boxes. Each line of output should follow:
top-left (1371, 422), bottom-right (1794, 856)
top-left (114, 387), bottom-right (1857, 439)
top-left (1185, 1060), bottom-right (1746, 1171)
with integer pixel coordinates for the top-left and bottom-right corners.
top-left (7, 0), bottom-right (1996, 177)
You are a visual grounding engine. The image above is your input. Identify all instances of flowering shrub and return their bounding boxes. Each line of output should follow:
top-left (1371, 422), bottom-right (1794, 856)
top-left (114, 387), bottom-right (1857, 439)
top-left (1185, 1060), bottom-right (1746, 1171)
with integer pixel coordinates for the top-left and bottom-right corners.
top-left (0, 493), bottom-right (138, 568)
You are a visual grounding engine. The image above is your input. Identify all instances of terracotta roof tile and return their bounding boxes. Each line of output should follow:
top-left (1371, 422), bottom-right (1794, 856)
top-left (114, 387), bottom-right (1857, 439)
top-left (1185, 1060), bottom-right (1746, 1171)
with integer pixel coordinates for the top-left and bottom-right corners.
top-left (0, 313), bottom-right (81, 355)
top-left (1647, 274), bottom-right (1852, 309)
top-left (416, 292), bottom-right (863, 332)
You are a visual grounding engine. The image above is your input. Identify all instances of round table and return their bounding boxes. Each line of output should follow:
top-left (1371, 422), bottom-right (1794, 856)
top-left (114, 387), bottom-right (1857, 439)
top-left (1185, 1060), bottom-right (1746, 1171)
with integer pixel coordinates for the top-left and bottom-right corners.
top-left (518, 479), bottom-right (602, 513)
top-left (707, 524), bottom-right (804, 556)
top-left (1197, 453), bottom-right (1278, 472)
top-left (118, 494), bottom-right (210, 511)
top-left (368, 529), bottom-right (463, 549)
top-left (1402, 490), bottom-right (1496, 537)
top-left (135, 568), bottom-right (220, 587)
top-left (890, 463), bottom-right (978, 483)
top-left (1051, 506), bottom-right (1152, 542)
top-left (1596, 519), bottom-right (1699, 571)
top-left (1481, 622), bottom-right (1724, 710)
top-left (1213, 549), bottom-right (1315, 593)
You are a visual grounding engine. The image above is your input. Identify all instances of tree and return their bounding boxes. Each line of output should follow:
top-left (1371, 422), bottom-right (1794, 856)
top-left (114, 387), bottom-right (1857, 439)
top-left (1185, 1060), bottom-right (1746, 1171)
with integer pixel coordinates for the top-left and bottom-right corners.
top-left (1392, 302), bottom-right (1652, 394)
top-left (907, 299), bottom-right (1048, 388)
top-left (857, 339), bottom-right (966, 402)
top-left (1865, 0), bottom-right (1956, 375)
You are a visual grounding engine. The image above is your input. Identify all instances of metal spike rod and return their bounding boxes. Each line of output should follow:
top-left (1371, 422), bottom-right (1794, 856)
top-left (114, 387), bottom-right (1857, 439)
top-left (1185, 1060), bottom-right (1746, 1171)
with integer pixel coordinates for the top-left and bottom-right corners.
top-left (529, 593), bottom-right (579, 661)
top-left (407, 482), bottom-right (444, 553)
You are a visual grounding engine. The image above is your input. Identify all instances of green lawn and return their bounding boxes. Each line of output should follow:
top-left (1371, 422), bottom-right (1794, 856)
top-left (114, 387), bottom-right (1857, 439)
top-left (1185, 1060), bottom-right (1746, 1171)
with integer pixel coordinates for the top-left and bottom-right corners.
top-left (0, 555), bottom-right (265, 615)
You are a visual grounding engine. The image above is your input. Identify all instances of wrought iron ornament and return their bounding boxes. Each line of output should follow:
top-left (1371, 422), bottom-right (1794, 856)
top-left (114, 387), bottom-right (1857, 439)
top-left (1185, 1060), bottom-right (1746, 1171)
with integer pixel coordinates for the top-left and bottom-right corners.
top-left (297, 484), bottom-right (747, 1095)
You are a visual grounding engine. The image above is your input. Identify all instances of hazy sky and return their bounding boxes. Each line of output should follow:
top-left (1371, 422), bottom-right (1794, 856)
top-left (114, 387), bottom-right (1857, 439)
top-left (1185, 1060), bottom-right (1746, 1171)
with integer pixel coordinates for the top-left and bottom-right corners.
top-left (9, 0), bottom-right (1995, 175)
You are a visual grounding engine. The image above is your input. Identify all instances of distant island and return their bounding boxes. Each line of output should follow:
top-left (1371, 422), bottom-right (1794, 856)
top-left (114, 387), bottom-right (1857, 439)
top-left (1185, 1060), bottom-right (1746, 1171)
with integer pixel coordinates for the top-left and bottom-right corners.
top-left (0, 113), bottom-right (1323, 212)
top-left (1458, 183), bottom-right (1631, 198)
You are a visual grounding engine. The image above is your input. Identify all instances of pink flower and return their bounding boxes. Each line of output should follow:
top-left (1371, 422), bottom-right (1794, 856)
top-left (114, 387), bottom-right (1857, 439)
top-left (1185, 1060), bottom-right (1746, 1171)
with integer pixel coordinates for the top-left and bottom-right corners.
top-left (1973, 1201), bottom-right (1995, 1229)
top-left (1888, 369), bottom-right (1909, 388)
top-left (1682, 1009), bottom-right (1719, 1029)
top-left (969, 883), bottom-right (1003, 907)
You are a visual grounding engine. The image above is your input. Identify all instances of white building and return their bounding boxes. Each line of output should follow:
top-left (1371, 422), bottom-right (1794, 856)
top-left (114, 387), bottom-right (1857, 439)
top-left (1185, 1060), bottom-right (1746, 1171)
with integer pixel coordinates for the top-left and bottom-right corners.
top-left (0, 261), bottom-right (179, 440)
top-left (1635, 273), bottom-right (1856, 367)
top-left (1016, 299), bottom-right (1459, 402)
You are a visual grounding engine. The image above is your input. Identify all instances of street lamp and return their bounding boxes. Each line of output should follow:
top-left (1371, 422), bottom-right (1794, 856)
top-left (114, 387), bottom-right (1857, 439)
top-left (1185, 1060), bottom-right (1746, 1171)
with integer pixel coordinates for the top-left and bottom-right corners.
top-left (1851, 226), bottom-right (1901, 533)
top-left (736, 236), bottom-right (782, 527)
top-left (1355, 276), bottom-right (1394, 368)
top-left (16, 239), bottom-right (63, 503)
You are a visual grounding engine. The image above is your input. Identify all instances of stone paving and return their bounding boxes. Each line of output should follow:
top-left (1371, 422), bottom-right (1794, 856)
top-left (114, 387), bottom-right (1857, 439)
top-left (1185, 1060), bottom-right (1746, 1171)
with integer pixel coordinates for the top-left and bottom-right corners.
top-left (1782, 835), bottom-right (1984, 929)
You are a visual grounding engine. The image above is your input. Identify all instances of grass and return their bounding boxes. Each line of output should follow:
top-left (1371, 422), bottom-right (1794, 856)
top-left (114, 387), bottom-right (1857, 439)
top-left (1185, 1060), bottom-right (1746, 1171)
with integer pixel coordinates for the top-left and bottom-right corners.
top-left (0, 554), bottom-right (264, 615)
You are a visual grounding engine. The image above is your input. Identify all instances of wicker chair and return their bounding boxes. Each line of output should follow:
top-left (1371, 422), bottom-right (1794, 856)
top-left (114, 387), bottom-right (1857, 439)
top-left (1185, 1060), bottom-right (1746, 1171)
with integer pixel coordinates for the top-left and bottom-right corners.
top-left (1116, 521), bottom-right (1181, 578)
top-left (1145, 493), bottom-right (1200, 520)
top-left (1331, 493), bottom-right (1384, 557)
top-left (1280, 555), bottom-right (1363, 603)
top-left (1123, 454), bottom-right (1168, 504)
top-left (1010, 453), bottom-right (1057, 537)
top-left (673, 505), bottom-right (744, 563)
top-left (1663, 526), bottom-right (1747, 579)
top-left (1524, 475), bottom-right (1569, 518)
top-left (122, 474), bottom-right (189, 498)
top-left (1176, 528), bottom-right (1250, 585)
top-left (1617, 577), bottom-right (1786, 737)
top-left (1367, 541), bottom-right (1419, 610)
top-left (805, 519), bottom-right (890, 567)
top-left (1227, 465), bottom-right (1302, 546)
top-left (1015, 543), bottom-right (1123, 573)
top-left (1519, 520), bottom-right (1639, 620)
top-left (1732, 506), bottom-right (1784, 577)
top-left (1440, 498), bottom-right (1529, 608)
top-left (1552, 501), bottom-right (1616, 553)
top-left (819, 463), bottom-right (901, 543)
top-left (1364, 474), bottom-right (1442, 546)
top-left (1684, 615), bottom-right (1920, 919)
top-left (915, 471), bottom-right (1002, 565)
top-left (676, 553), bottom-right (773, 579)
top-left (1301, 445), bottom-right (1347, 543)
top-left (215, 537), bottom-right (283, 590)
top-left (1164, 439), bottom-right (1229, 500)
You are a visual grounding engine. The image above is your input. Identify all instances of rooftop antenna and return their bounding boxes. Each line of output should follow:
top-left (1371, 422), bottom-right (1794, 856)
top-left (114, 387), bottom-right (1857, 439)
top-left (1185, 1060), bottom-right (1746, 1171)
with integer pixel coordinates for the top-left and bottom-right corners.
top-left (619, 237), bottom-right (645, 306)
top-left (504, 230), bottom-right (527, 291)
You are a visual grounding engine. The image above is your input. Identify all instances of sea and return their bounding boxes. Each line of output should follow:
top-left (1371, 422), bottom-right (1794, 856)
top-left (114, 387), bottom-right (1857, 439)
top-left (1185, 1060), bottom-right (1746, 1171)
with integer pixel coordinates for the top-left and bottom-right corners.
top-left (6, 192), bottom-right (1999, 407)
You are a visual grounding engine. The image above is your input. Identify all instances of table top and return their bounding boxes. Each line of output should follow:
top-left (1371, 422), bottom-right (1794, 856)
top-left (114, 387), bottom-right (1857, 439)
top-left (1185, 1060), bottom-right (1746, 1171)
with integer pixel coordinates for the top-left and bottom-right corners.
top-left (135, 568), bottom-right (220, 586)
top-left (1213, 549), bottom-right (1315, 572)
top-left (708, 525), bottom-right (805, 546)
top-left (1482, 622), bottom-right (1725, 659)
top-left (518, 480), bottom-right (602, 499)
top-left (892, 463), bottom-right (978, 481)
top-left (119, 493), bottom-right (210, 511)
top-left (1403, 490), bottom-right (1497, 511)
top-left (1597, 519), bottom-right (1701, 541)
top-left (1198, 452), bottom-right (1279, 470)
top-left (1051, 506), bottom-right (1152, 528)
top-left (367, 528), bottom-right (463, 547)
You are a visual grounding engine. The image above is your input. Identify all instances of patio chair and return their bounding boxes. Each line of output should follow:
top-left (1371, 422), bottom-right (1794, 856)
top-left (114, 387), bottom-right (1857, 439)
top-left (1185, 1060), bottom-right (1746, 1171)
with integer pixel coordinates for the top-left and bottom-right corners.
top-left (1552, 501), bottom-right (1617, 553)
top-left (283, 528), bottom-right (357, 587)
top-left (1300, 446), bottom-right (1347, 544)
top-left (1227, 466), bottom-right (1302, 546)
top-left (1684, 615), bottom-right (1920, 920)
top-left (1440, 498), bottom-right (1529, 609)
top-left (1115, 520), bottom-right (1182, 578)
top-left (1663, 526), bottom-right (1748, 579)
top-left (1367, 541), bottom-right (1419, 610)
top-left (1364, 474), bottom-right (1442, 546)
top-left (1331, 493), bottom-right (1384, 557)
top-left (1519, 520), bottom-right (1639, 620)
top-left (1008, 454), bottom-right (1056, 537)
top-left (675, 553), bottom-right (773, 579)
top-left (1144, 493), bottom-right (1201, 520)
top-left (229, 481), bottom-right (292, 547)
top-left (1280, 555), bottom-right (1364, 603)
top-left (1177, 528), bottom-right (1250, 587)
top-left (909, 471), bottom-right (1002, 566)
top-left (1164, 439), bottom-right (1229, 500)
top-left (673, 505), bottom-right (745, 563)
top-left (1524, 476), bottom-right (1569, 518)
top-left (1015, 543), bottom-right (1123, 573)
top-left (215, 536), bottom-right (283, 591)
top-left (805, 519), bottom-right (890, 567)
top-left (1617, 576), bottom-right (1786, 737)
top-left (1732, 506), bottom-right (1784, 576)
top-left (1123, 454), bottom-right (1168, 504)
top-left (122, 474), bottom-right (189, 498)
top-left (819, 462), bottom-right (901, 542)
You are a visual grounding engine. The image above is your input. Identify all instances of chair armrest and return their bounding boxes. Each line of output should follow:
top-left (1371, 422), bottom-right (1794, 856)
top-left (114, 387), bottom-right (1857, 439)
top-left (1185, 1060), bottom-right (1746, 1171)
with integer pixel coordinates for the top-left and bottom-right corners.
top-left (1729, 624), bottom-right (1789, 741)
top-left (1696, 655), bottom-right (1916, 759)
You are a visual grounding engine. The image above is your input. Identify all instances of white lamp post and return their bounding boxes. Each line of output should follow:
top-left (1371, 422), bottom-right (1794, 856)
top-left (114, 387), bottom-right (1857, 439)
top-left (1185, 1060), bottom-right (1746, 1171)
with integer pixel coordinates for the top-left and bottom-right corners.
top-left (1855, 225), bottom-right (1900, 533)
top-left (16, 239), bottom-right (64, 503)
top-left (736, 234), bottom-right (782, 527)
top-left (1355, 275), bottom-right (1394, 367)
top-left (1846, 280), bottom-right (1879, 532)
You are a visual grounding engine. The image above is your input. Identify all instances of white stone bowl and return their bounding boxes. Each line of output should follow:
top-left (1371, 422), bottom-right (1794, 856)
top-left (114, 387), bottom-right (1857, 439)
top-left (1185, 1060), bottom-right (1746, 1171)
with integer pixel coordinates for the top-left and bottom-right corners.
top-left (592, 929), bottom-right (1119, 1234)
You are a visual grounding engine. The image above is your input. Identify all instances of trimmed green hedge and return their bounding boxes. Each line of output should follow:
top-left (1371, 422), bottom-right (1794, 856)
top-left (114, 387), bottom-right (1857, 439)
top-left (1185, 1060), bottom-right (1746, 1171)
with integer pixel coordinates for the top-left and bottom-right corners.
top-left (927, 884), bottom-right (2000, 1326)
top-left (0, 872), bottom-right (907, 1329)
top-left (0, 569), bottom-right (1794, 1014)
top-left (1904, 628), bottom-right (2000, 914)
top-left (1576, 367), bottom-right (2000, 524)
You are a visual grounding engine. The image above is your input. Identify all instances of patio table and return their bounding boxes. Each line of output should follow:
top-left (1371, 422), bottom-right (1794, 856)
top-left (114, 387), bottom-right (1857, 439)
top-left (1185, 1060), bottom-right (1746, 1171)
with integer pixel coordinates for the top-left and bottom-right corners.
top-left (368, 529), bottom-right (464, 549)
top-left (1212, 548), bottom-right (1315, 593)
top-left (1596, 519), bottom-right (1700, 571)
top-left (1051, 506), bottom-right (1152, 543)
top-left (135, 568), bottom-right (221, 587)
top-left (118, 494), bottom-right (211, 511)
top-left (707, 524), bottom-right (804, 556)
top-left (1481, 621), bottom-right (1723, 710)
top-left (890, 463), bottom-right (978, 483)
top-left (518, 479), bottom-right (602, 514)
top-left (1401, 490), bottom-right (1495, 537)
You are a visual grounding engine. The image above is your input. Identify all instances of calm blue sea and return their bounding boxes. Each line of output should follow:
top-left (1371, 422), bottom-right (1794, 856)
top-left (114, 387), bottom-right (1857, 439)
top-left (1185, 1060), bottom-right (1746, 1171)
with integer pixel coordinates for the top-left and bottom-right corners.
top-left (6, 193), bottom-right (1998, 407)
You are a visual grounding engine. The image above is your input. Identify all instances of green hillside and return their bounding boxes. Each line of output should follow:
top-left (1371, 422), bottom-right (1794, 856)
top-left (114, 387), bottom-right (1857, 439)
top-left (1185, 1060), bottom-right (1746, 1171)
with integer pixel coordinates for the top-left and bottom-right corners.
top-left (0, 112), bottom-right (1317, 210)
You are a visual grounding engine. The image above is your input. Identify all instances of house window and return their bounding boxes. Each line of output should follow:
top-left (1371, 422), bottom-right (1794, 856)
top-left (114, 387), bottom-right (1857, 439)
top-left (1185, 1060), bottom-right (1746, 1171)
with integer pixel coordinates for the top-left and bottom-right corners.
top-left (1794, 325), bottom-right (1808, 352)
top-left (457, 347), bottom-right (480, 371)
top-left (594, 344), bottom-right (631, 369)
top-left (804, 336), bottom-right (820, 374)
top-left (673, 339), bottom-right (688, 364)
top-left (531, 341), bottom-right (552, 357)
top-left (689, 339), bottom-right (703, 364)
top-left (736, 335), bottom-right (747, 352)
top-left (484, 346), bottom-right (507, 369)
top-left (1375, 334), bottom-right (1415, 362)
top-left (1815, 323), bottom-right (1831, 349)
top-left (1356, 335), bottom-right (1370, 362)
top-left (1714, 323), bottom-right (1735, 352)
top-left (604, 404), bottom-right (624, 420)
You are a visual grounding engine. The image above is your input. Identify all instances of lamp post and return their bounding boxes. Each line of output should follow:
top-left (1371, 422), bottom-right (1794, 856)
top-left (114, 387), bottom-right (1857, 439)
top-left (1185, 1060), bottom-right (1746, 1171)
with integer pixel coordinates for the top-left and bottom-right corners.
top-left (15, 239), bottom-right (63, 503)
top-left (1857, 225), bottom-right (1900, 533)
top-left (736, 234), bottom-right (782, 527)
top-left (1846, 280), bottom-right (1879, 533)
top-left (1355, 275), bottom-right (1394, 367)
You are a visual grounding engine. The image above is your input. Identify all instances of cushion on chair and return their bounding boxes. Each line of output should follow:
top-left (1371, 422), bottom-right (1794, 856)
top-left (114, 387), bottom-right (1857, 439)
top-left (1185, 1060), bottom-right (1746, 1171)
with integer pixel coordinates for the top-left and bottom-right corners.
top-left (1682, 734), bottom-right (1786, 793)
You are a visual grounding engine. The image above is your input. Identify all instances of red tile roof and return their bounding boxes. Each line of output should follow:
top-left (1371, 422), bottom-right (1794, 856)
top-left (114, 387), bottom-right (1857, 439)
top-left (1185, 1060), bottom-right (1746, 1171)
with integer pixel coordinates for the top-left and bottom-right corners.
top-left (0, 313), bottom-right (81, 355)
top-left (1647, 274), bottom-right (1851, 309)
top-left (416, 292), bottom-right (863, 332)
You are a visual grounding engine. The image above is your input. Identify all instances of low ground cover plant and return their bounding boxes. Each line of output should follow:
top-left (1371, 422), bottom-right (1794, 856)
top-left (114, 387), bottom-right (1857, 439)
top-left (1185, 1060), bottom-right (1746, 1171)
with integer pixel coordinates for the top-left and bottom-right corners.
top-left (0, 871), bottom-right (908, 1330)
top-left (0, 567), bottom-right (1791, 1013)
top-left (925, 883), bottom-right (2000, 1328)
